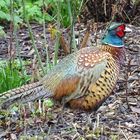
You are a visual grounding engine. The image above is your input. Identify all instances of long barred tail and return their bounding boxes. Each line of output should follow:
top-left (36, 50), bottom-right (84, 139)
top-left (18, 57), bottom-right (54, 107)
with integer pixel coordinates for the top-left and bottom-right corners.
top-left (0, 82), bottom-right (52, 109)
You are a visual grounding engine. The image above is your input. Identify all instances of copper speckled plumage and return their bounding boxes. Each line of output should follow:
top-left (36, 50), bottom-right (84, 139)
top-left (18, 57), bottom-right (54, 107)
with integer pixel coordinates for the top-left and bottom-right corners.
top-left (0, 23), bottom-right (130, 111)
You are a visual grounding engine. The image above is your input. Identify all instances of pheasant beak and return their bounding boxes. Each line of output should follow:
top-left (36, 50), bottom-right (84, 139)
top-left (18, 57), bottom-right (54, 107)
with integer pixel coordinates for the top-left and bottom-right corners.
top-left (124, 27), bottom-right (132, 32)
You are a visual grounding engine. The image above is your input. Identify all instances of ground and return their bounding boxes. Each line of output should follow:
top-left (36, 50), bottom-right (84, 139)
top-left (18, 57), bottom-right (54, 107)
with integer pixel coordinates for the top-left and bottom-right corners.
top-left (0, 22), bottom-right (140, 140)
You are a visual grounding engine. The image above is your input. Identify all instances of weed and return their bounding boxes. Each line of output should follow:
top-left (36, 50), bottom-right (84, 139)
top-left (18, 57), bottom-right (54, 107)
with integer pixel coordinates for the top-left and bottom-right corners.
top-left (0, 60), bottom-right (30, 93)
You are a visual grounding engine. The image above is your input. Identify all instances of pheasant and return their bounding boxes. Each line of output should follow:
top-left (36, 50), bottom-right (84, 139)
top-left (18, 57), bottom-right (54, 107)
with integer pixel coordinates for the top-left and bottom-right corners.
top-left (0, 22), bottom-right (131, 111)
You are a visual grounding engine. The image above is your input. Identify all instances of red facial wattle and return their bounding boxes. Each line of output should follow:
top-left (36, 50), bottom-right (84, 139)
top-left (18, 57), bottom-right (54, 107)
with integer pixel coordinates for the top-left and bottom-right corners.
top-left (116, 24), bottom-right (125, 38)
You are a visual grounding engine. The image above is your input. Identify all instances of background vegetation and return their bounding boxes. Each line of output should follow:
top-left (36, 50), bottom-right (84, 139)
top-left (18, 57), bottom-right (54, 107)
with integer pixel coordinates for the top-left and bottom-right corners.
top-left (0, 0), bottom-right (139, 93)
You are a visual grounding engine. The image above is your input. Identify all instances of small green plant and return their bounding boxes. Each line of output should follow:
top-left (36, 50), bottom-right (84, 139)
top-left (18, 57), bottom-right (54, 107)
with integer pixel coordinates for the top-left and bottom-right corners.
top-left (0, 26), bottom-right (6, 37)
top-left (47, 0), bottom-right (84, 27)
top-left (0, 0), bottom-right (54, 27)
top-left (19, 0), bottom-right (54, 24)
top-left (43, 99), bottom-right (54, 108)
top-left (0, 0), bottom-right (23, 25)
top-left (0, 0), bottom-right (83, 27)
top-left (0, 60), bottom-right (30, 93)
top-left (110, 134), bottom-right (118, 140)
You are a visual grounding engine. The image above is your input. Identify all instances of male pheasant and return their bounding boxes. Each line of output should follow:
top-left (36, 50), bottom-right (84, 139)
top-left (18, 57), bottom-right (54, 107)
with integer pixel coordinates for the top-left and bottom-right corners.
top-left (0, 23), bottom-right (131, 111)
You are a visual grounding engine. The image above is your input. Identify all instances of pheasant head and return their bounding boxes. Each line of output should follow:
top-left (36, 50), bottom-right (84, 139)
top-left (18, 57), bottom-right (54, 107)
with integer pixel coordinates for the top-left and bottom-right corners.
top-left (101, 22), bottom-right (131, 61)
top-left (102, 22), bottom-right (131, 47)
